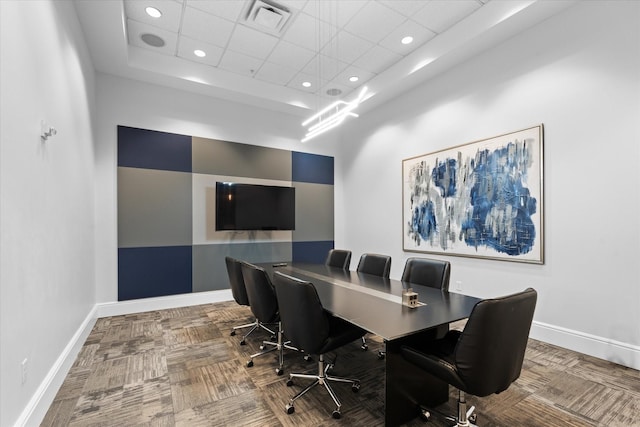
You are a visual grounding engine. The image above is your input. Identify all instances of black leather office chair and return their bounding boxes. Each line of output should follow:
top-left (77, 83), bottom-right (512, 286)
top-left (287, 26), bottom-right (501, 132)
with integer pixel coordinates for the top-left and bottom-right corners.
top-left (356, 253), bottom-right (392, 351)
top-left (225, 256), bottom-right (276, 344)
top-left (325, 249), bottom-right (352, 269)
top-left (401, 288), bottom-right (537, 426)
top-left (377, 257), bottom-right (452, 360)
top-left (273, 271), bottom-right (367, 419)
top-left (356, 253), bottom-right (392, 278)
top-left (401, 257), bottom-right (451, 291)
top-left (240, 262), bottom-right (300, 375)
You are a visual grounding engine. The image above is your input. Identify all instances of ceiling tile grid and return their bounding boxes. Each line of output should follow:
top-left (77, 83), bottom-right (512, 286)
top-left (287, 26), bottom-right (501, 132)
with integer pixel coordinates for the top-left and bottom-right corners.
top-left (123, 0), bottom-right (488, 99)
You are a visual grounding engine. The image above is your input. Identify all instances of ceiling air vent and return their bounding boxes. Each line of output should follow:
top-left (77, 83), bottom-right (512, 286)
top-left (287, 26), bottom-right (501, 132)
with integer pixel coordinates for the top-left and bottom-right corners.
top-left (243, 0), bottom-right (292, 35)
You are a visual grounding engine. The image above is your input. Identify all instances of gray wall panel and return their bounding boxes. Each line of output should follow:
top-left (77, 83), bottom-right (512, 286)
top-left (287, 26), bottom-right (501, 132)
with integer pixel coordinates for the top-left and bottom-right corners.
top-left (118, 167), bottom-right (192, 247)
top-left (192, 242), bottom-right (292, 292)
top-left (292, 182), bottom-right (334, 242)
top-left (192, 137), bottom-right (291, 181)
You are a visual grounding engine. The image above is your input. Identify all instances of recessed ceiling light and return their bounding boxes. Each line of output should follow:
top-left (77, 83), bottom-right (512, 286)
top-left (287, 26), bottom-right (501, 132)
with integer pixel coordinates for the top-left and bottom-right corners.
top-left (145, 7), bottom-right (162, 18)
top-left (401, 36), bottom-right (414, 45)
top-left (302, 81), bottom-right (311, 88)
top-left (349, 76), bottom-right (359, 83)
top-left (194, 49), bottom-right (206, 58)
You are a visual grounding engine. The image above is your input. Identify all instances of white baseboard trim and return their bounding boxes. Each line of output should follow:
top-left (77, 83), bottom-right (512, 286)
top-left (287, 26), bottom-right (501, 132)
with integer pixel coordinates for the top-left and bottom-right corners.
top-left (95, 289), bottom-right (233, 318)
top-left (16, 305), bottom-right (98, 427)
top-left (531, 320), bottom-right (640, 370)
top-left (19, 290), bottom-right (233, 427)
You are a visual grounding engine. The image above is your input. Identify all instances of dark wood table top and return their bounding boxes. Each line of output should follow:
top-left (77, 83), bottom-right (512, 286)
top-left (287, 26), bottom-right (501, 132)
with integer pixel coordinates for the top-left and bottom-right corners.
top-left (262, 262), bottom-right (481, 341)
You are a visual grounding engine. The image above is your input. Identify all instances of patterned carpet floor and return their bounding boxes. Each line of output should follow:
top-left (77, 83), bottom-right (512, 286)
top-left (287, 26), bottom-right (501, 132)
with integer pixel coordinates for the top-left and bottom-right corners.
top-left (42, 301), bottom-right (640, 426)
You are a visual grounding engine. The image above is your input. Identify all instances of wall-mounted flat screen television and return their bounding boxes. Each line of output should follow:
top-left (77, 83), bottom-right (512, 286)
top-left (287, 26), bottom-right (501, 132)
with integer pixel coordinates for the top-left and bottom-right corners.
top-left (216, 182), bottom-right (295, 231)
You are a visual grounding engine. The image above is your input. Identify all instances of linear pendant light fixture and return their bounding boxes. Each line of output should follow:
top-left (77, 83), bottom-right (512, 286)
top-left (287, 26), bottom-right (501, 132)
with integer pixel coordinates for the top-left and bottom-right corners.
top-left (301, 86), bottom-right (368, 143)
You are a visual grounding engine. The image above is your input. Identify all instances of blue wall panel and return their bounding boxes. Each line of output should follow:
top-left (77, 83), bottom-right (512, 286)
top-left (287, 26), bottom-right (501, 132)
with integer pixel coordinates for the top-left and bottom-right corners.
top-left (117, 127), bottom-right (334, 300)
top-left (118, 246), bottom-right (192, 301)
top-left (118, 126), bottom-right (192, 172)
top-left (292, 240), bottom-right (334, 264)
top-left (292, 151), bottom-right (334, 185)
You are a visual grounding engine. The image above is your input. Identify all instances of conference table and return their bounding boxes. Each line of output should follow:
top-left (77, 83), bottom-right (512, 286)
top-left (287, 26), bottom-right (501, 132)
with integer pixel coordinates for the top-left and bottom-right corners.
top-left (260, 262), bottom-right (481, 426)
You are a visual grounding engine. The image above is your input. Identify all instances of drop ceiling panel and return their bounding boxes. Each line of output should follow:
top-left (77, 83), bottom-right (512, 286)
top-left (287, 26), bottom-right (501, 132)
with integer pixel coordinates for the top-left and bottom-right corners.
top-left (267, 40), bottom-right (315, 70)
top-left (320, 30), bottom-right (374, 65)
top-left (282, 11), bottom-right (337, 51)
top-left (335, 65), bottom-right (376, 88)
top-left (124, 0), bottom-right (183, 32)
top-left (227, 24), bottom-right (280, 60)
top-left (287, 71), bottom-right (328, 94)
top-left (186, 0), bottom-right (245, 22)
top-left (218, 49), bottom-right (263, 76)
top-left (181, 6), bottom-right (235, 47)
top-left (302, 0), bottom-right (367, 28)
top-left (300, 54), bottom-right (349, 83)
top-left (352, 44), bottom-right (403, 75)
top-left (379, 19), bottom-right (436, 55)
top-left (378, 0), bottom-right (427, 18)
top-left (343, 1), bottom-right (406, 44)
top-left (75, 0), bottom-right (571, 118)
top-left (412, 0), bottom-right (482, 34)
top-left (255, 61), bottom-right (298, 85)
top-left (127, 19), bottom-right (178, 54)
top-left (177, 35), bottom-right (224, 66)
top-left (118, 0), bottom-right (498, 103)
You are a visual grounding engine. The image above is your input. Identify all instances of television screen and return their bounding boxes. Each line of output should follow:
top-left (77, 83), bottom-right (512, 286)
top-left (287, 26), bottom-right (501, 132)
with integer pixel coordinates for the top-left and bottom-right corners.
top-left (216, 182), bottom-right (295, 231)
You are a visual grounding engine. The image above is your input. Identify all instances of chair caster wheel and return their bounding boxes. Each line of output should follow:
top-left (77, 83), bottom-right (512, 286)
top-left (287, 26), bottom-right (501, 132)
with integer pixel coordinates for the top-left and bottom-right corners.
top-left (240, 340), bottom-right (246, 345)
top-left (285, 404), bottom-right (295, 414)
top-left (276, 368), bottom-right (283, 376)
top-left (270, 335), bottom-right (277, 341)
top-left (378, 351), bottom-right (385, 360)
top-left (332, 410), bottom-right (341, 419)
top-left (246, 360), bottom-right (253, 367)
top-left (286, 379), bottom-right (294, 387)
top-left (419, 410), bottom-right (431, 421)
top-left (303, 355), bottom-right (312, 362)
top-left (230, 330), bottom-right (236, 336)
top-left (351, 382), bottom-right (360, 392)
top-left (361, 344), bottom-right (368, 351)
top-left (469, 413), bottom-right (477, 423)
top-left (259, 345), bottom-right (265, 350)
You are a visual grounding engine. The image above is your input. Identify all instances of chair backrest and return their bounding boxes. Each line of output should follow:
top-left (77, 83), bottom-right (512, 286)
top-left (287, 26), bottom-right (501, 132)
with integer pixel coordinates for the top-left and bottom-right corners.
top-left (325, 249), bottom-right (352, 269)
top-left (401, 257), bottom-right (451, 291)
top-left (454, 288), bottom-right (537, 397)
top-left (225, 256), bottom-right (249, 306)
top-left (356, 253), bottom-right (392, 278)
top-left (240, 262), bottom-right (279, 324)
top-left (273, 272), bottom-right (330, 355)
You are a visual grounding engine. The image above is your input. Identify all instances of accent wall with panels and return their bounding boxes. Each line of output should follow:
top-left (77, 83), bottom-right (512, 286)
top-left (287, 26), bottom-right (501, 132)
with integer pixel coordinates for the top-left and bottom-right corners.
top-left (117, 126), bottom-right (334, 301)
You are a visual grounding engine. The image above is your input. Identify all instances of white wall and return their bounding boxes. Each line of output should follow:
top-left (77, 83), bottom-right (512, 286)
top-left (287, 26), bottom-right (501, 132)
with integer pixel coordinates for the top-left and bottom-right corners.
top-left (0, 1), bottom-right (97, 426)
top-left (4, 1), bottom-right (636, 425)
top-left (94, 74), bottom-right (340, 303)
top-left (336, 0), bottom-right (640, 367)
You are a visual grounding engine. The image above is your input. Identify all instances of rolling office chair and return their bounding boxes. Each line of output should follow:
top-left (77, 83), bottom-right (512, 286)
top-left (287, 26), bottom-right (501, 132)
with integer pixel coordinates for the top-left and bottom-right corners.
top-left (356, 253), bottom-right (392, 278)
top-left (401, 257), bottom-right (451, 291)
top-left (273, 271), bottom-right (367, 419)
top-left (325, 249), bottom-right (352, 269)
top-left (401, 288), bottom-right (537, 426)
top-left (225, 256), bottom-right (275, 344)
top-left (240, 262), bottom-right (301, 375)
top-left (375, 257), bottom-right (452, 359)
top-left (356, 253), bottom-right (392, 351)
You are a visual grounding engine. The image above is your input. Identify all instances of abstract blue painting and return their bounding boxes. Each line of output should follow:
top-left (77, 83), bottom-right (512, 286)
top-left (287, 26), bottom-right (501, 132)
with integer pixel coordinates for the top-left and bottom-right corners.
top-left (403, 125), bottom-right (544, 263)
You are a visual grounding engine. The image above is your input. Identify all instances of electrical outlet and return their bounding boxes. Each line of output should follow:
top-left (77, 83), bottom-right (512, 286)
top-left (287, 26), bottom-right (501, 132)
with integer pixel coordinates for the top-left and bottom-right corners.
top-left (455, 280), bottom-right (462, 291)
top-left (21, 358), bottom-right (28, 385)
